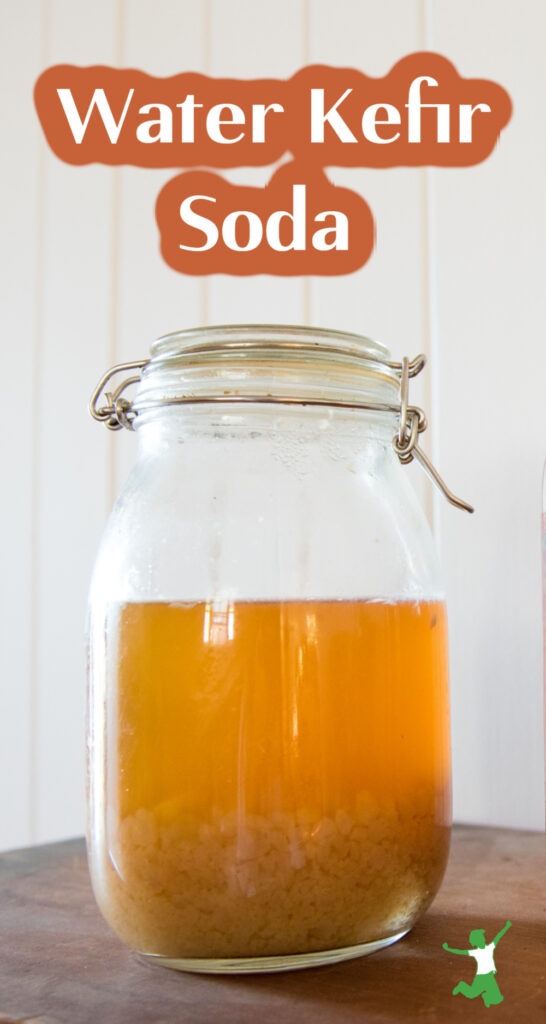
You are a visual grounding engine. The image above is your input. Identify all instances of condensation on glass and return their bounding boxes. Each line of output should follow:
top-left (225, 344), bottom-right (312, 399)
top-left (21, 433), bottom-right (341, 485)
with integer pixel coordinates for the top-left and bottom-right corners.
top-left (87, 325), bottom-right (465, 974)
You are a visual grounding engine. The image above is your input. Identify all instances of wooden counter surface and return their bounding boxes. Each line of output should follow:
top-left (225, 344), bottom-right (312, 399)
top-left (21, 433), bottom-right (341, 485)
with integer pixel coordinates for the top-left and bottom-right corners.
top-left (0, 826), bottom-right (544, 1023)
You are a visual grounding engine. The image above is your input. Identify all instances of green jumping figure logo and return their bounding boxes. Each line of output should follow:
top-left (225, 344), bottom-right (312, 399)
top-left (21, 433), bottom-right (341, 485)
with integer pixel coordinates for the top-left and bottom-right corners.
top-left (442, 921), bottom-right (512, 1007)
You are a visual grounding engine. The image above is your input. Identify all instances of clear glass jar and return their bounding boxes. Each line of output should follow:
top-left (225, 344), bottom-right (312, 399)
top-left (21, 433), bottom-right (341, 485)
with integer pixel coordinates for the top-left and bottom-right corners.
top-left (87, 325), bottom-right (451, 974)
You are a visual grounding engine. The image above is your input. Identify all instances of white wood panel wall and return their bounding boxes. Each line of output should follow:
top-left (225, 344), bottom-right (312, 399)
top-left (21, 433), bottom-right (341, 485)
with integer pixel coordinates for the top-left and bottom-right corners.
top-left (428, 1), bottom-right (546, 829)
top-left (1, 0), bottom-right (544, 849)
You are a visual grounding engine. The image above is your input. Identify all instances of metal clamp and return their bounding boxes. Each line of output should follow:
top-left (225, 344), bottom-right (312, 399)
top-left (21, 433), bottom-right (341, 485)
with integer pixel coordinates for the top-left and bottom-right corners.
top-left (392, 357), bottom-right (473, 513)
top-left (89, 359), bottom-right (147, 431)
top-left (89, 349), bottom-right (473, 513)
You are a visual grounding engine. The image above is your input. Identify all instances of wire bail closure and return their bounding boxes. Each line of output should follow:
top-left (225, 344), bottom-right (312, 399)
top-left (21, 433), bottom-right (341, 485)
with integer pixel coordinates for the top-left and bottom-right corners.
top-left (392, 357), bottom-right (473, 513)
top-left (89, 348), bottom-right (473, 513)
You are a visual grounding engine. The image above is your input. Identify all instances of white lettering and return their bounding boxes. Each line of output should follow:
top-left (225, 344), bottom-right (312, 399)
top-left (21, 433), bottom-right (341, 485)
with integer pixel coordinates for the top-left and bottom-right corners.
top-left (406, 76), bottom-right (450, 143)
top-left (176, 95), bottom-right (203, 143)
top-left (266, 184), bottom-right (306, 251)
top-left (310, 88), bottom-right (357, 143)
top-left (361, 103), bottom-right (401, 144)
top-left (56, 87), bottom-right (134, 144)
top-left (313, 210), bottom-right (348, 250)
top-left (251, 102), bottom-right (284, 143)
top-left (136, 103), bottom-right (173, 143)
top-left (459, 102), bottom-right (491, 142)
top-left (206, 103), bottom-right (245, 144)
top-left (178, 195), bottom-right (218, 250)
top-left (177, 186), bottom-right (351, 254)
top-left (222, 210), bottom-right (263, 250)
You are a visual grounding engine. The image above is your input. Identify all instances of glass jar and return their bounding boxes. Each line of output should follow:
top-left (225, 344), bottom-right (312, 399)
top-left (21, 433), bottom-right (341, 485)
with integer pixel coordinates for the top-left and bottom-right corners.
top-left (87, 325), bottom-right (456, 974)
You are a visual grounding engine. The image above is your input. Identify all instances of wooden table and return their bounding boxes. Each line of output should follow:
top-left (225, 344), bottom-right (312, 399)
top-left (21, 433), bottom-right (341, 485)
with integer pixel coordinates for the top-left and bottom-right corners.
top-left (0, 826), bottom-right (544, 1023)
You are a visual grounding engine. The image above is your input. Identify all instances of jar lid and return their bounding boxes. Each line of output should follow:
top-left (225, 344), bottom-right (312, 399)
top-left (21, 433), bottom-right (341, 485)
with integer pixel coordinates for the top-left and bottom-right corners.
top-left (137, 323), bottom-right (406, 414)
top-left (150, 323), bottom-right (390, 363)
top-left (89, 324), bottom-right (473, 513)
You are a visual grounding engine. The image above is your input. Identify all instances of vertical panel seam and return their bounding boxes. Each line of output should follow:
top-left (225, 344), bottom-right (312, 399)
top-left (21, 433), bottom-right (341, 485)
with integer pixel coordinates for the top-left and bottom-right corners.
top-left (423, 2), bottom-right (442, 545)
top-left (419, 0), bottom-right (439, 534)
top-left (109, 0), bottom-right (125, 507)
top-left (200, 0), bottom-right (212, 326)
top-left (29, 0), bottom-right (52, 843)
top-left (302, 0), bottom-right (311, 325)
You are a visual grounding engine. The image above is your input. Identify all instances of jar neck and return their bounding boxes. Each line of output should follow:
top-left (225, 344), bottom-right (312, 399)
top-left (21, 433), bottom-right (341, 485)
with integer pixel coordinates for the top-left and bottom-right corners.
top-left (135, 404), bottom-right (398, 457)
top-left (132, 326), bottom-right (401, 426)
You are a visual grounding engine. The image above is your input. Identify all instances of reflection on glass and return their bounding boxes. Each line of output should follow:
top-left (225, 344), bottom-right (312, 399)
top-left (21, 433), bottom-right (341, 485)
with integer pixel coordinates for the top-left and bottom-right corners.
top-left (202, 600), bottom-right (235, 645)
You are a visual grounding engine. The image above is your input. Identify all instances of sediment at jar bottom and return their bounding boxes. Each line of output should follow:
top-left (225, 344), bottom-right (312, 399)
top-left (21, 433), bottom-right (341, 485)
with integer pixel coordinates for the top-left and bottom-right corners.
top-left (88, 597), bottom-right (451, 959)
top-left (90, 792), bottom-right (450, 959)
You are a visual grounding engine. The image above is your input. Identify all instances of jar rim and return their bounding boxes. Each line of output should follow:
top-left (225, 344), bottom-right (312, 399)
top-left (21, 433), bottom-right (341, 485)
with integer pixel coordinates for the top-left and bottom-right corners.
top-left (128, 322), bottom-right (405, 417)
top-left (150, 323), bottom-right (391, 367)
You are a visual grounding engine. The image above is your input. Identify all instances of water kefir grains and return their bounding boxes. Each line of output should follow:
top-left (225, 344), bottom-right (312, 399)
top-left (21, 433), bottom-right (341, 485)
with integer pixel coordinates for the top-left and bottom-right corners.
top-left (89, 599), bottom-right (451, 959)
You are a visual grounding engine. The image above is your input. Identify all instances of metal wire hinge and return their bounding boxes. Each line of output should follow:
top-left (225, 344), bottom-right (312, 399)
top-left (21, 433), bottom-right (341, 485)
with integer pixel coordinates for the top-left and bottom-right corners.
top-left (392, 357), bottom-right (473, 513)
top-left (89, 359), bottom-right (147, 431)
top-left (89, 351), bottom-right (473, 513)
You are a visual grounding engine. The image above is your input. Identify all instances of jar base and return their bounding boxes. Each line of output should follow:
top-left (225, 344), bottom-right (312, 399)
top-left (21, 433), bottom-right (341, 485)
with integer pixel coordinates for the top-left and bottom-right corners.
top-left (139, 930), bottom-right (408, 975)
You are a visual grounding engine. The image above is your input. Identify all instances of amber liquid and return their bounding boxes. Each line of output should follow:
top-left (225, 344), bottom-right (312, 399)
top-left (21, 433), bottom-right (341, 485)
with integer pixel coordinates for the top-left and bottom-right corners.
top-left (92, 599), bottom-right (451, 960)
